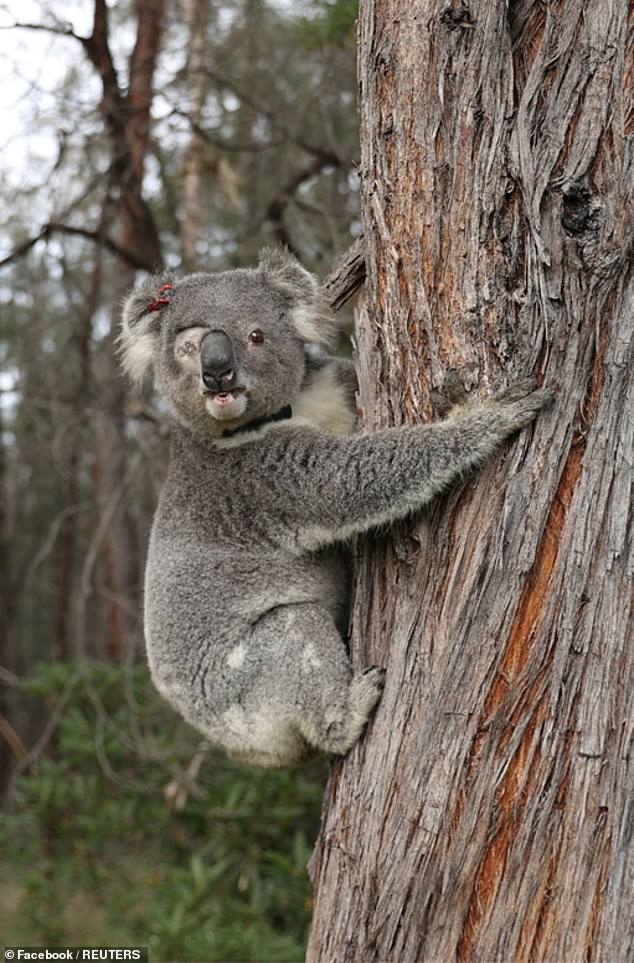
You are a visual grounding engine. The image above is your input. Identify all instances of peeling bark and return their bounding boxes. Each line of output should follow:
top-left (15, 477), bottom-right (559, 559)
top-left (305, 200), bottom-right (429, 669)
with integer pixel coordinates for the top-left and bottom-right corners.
top-left (322, 236), bottom-right (366, 311)
top-left (307, 2), bottom-right (633, 961)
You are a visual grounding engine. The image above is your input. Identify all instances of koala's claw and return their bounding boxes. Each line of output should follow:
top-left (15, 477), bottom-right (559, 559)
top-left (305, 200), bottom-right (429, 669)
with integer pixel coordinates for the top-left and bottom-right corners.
top-left (444, 370), bottom-right (470, 406)
top-left (431, 390), bottom-right (452, 419)
top-left (351, 666), bottom-right (385, 713)
top-left (318, 666), bottom-right (385, 758)
top-left (361, 665), bottom-right (386, 688)
top-left (494, 376), bottom-right (539, 404)
top-left (510, 386), bottom-right (555, 413)
top-left (496, 387), bottom-right (554, 436)
top-left (489, 378), bottom-right (554, 433)
top-left (530, 387), bottom-right (555, 409)
top-left (432, 370), bottom-right (470, 418)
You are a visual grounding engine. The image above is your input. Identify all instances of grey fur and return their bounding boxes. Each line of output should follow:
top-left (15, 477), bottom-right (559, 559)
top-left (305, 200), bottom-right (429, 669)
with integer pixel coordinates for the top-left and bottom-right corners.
top-left (120, 248), bottom-right (553, 768)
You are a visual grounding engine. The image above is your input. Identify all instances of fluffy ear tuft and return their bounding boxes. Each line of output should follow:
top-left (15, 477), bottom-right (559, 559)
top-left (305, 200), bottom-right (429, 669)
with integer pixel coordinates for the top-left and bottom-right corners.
top-left (259, 248), bottom-right (337, 350)
top-left (119, 273), bottom-right (174, 385)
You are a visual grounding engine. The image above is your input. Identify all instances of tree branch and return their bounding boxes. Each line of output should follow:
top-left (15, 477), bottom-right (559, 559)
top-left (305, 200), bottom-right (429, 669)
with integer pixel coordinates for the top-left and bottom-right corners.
top-left (0, 20), bottom-right (85, 41)
top-left (203, 66), bottom-right (352, 166)
top-left (170, 107), bottom-right (287, 153)
top-left (0, 223), bottom-right (156, 272)
top-left (80, 0), bottom-right (164, 268)
top-left (322, 237), bottom-right (366, 311)
top-left (0, 715), bottom-right (29, 761)
top-left (263, 154), bottom-right (343, 251)
top-left (82, 0), bottom-right (122, 116)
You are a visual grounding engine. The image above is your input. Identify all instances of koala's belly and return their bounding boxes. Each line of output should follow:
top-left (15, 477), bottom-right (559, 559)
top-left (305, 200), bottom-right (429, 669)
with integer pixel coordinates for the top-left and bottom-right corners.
top-left (144, 535), bottom-right (350, 650)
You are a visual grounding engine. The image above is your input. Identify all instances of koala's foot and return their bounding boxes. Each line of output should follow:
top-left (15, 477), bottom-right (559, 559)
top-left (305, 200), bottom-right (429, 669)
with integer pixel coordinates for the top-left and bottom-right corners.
top-left (316, 666), bottom-right (385, 757)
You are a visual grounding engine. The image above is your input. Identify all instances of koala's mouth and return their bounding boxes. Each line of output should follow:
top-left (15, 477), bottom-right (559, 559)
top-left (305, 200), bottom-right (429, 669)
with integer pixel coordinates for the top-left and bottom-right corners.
top-left (209, 389), bottom-right (241, 405)
top-left (203, 388), bottom-right (248, 420)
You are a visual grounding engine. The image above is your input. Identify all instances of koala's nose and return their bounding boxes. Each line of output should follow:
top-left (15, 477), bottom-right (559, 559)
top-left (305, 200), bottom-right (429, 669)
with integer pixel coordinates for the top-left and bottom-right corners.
top-left (200, 330), bottom-right (236, 391)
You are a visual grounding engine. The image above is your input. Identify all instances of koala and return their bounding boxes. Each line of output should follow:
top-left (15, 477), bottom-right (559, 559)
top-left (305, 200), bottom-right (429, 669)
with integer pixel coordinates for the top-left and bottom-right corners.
top-left (120, 248), bottom-right (552, 768)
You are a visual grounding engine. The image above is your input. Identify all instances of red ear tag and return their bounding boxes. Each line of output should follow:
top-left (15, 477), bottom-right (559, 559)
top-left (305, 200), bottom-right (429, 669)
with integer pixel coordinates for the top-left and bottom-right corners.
top-left (148, 284), bottom-right (175, 312)
top-left (148, 297), bottom-right (170, 311)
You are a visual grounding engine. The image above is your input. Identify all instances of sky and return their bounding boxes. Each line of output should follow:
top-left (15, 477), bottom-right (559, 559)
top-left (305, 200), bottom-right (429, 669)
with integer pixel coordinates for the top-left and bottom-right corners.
top-left (0, 2), bottom-right (122, 412)
top-left (0, 0), bottom-right (304, 204)
top-left (0, 1), bottom-right (94, 169)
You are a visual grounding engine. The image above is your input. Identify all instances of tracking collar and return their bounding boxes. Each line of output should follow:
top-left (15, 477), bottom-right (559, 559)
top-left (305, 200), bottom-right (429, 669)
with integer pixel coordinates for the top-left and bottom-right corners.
top-left (222, 405), bottom-right (293, 439)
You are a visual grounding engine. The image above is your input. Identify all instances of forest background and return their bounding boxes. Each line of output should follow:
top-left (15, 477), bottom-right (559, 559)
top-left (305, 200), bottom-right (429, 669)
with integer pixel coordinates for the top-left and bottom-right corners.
top-left (0, 1), bottom-right (360, 958)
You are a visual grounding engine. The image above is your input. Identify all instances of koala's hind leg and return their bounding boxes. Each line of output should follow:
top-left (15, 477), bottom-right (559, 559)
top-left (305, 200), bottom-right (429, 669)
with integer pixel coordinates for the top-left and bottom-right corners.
top-left (249, 603), bottom-right (385, 759)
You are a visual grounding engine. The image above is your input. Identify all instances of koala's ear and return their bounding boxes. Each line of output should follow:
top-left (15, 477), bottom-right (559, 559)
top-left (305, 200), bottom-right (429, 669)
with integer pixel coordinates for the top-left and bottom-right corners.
top-left (119, 273), bottom-right (174, 385)
top-left (258, 248), bottom-right (337, 350)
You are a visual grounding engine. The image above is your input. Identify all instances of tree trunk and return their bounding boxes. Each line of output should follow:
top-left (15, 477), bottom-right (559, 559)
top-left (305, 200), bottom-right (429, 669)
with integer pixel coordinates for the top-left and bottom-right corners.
top-left (182, 0), bottom-right (210, 270)
top-left (0, 402), bottom-right (15, 794)
top-left (53, 247), bottom-right (102, 660)
top-left (88, 0), bottom-right (165, 659)
top-left (307, 2), bottom-right (633, 961)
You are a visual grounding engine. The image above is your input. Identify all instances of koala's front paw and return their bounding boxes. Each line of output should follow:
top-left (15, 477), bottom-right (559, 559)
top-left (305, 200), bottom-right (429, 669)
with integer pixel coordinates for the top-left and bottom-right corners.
top-left (493, 379), bottom-right (555, 433)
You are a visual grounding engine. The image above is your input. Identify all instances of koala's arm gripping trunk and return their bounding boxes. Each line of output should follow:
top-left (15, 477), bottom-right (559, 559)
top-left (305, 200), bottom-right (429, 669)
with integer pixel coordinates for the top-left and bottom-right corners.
top-left (263, 389), bottom-right (550, 551)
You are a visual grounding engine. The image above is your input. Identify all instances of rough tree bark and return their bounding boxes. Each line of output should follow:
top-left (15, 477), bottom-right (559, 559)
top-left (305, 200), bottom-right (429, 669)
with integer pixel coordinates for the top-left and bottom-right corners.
top-left (308, 2), bottom-right (633, 962)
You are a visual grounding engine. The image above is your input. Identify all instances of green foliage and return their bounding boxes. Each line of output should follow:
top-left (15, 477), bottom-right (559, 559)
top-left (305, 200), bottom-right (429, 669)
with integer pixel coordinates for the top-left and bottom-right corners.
top-left (1, 661), bottom-right (327, 961)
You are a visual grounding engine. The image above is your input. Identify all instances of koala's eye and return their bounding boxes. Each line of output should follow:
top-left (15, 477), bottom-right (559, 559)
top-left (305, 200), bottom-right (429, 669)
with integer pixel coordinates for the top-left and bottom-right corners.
top-left (247, 328), bottom-right (265, 346)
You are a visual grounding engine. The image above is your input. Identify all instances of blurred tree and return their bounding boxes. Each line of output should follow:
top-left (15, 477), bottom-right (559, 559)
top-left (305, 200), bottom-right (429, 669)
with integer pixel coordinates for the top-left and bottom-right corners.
top-left (0, 402), bottom-right (14, 793)
top-left (181, 0), bottom-right (211, 269)
top-left (1, 8), bottom-right (362, 953)
top-left (0, 5), bottom-right (362, 949)
top-left (87, 0), bottom-right (166, 661)
top-left (307, 2), bottom-right (634, 961)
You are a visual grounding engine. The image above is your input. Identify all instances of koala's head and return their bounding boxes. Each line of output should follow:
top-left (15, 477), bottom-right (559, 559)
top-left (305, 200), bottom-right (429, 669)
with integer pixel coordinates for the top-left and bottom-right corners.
top-left (120, 249), bottom-right (337, 437)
